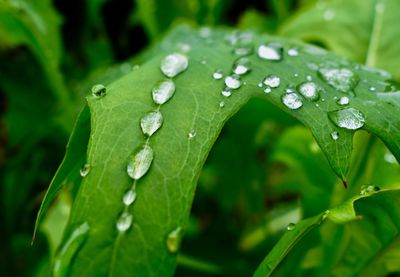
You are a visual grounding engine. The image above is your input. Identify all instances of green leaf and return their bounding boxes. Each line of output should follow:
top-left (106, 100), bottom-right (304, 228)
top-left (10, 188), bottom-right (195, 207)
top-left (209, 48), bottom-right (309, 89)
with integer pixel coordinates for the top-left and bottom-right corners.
top-left (280, 0), bottom-right (400, 79)
top-left (52, 26), bottom-right (400, 276)
top-left (254, 189), bottom-right (400, 277)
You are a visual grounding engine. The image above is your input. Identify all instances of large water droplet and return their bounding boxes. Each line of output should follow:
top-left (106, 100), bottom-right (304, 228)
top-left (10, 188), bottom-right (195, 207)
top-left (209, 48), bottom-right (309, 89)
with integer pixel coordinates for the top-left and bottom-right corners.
top-left (318, 67), bottom-right (358, 93)
top-left (257, 43), bottom-right (283, 61)
top-left (225, 75), bottom-right (242, 89)
top-left (329, 108), bottom-right (365, 130)
top-left (160, 53), bottom-right (189, 78)
top-left (166, 227), bottom-right (183, 253)
top-left (123, 189), bottom-right (137, 206)
top-left (80, 164), bottom-right (91, 177)
top-left (140, 111), bottom-right (163, 137)
top-left (91, 84), bottom-right (106, 98)
top-left (331, 131), bottom-right (339, 141)
top-left (152, 79), bottom-right (176, 105)
top-left (233, 57), bottom-right (251, 75)
top-left (298, 82), bottom-right (320, 101)
top-left (127, 145), bottom-right (154, 180)
top-left (282, 93), bottom-right (303, 110)
top-left (263, 75), bottom-right (280, 88)
top-left (337, 96), bottom-right (350, 105)
top-left (287, 223), bottom-right (296, 231)
top-left (212, 70), bottom-right (223, 80)
top-left (116, 212), bottom-right (133, 232)
top-left (53, 222), bottom-right (90, 277)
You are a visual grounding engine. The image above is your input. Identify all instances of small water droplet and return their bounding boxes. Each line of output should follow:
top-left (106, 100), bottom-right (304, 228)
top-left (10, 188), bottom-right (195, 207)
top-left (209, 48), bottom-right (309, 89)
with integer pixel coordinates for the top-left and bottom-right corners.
top-left (188, 130), bottom-right (196, 140)
top-left (337, 96), bottom-right (350, 105)
top-left (200, 59), bottom-right (207, 65)
top-left (219, 101), bottom-right (225, 108)
top-left (298, 82), bottom-right (320, 101)
top-left (257, 43), bottom-right (283, 61)
top-left (329, 108), bottom-right (365, 130)
top-left (166, 227), bottom-right (183, 253)
top-left (225, 75), bottom-right (242, 89)
top-left (369, 86), bottom-right (376, 92)
top-left (221, 89), bottom-right (231, 97)
top-left (123, 189), bottom-right (137, 206)
top-left (80, 164), bottom-right (91, 177)
top-left (306, 75), bottom-right (313, 81)
top-left (285, 87), bottom-right (295, 93)
top-left (233, 57), bottom-right (251, 75)
top-left (331, 131), bottom-right (339, 141)
top-left (263, 75), bottom-right (280, 88)
top-left (160, 53), bottom-right (189, 78)
top-left (264, 87), bottom-right (272, 94)
top-left (287, 223), bottom-right (296, 231)
top-left (91, 84), bottom-right (106, 98)
top-left (323, 9), bottom-right (335, 21)
top-left (127, 145), bottom-right (154, 180)
top-left (282, 93), bottom-right (303, 110)
top-left (53, 222), bottom-right (90, 277)
top-left (318, 67), bottom-right (358, 93)
top-left (287, 48), bottom-right (299, 57)
top-left (212, 70), bottom-right (223, 80)
top-left (258, 82), bottom-right (263, 88)
top-left (384, 151), bottom-right (397, 164)
top-left (152, 79), bottom-right (176, 105)
top-left (294, 73), bottom-right (299, 77)
top-left (116, 212), bottom-right (133, 232)
top-left (140, 111), bottom-right (163, 137)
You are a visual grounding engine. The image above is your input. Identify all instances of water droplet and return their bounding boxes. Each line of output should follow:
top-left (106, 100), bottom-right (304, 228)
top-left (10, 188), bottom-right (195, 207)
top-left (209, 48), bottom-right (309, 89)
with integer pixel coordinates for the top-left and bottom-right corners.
top-left (225, 75), bottom-right (242, 89)
top-left (116, 212), bottom-right (133, 232)
top-left (160, 53), bottom-right (189, 78)
top-left (331, 131), bottom-right (339, 141)
top-left (219, 101), bottom-right (225, 108)
top-left (152, 79), bottom-right (175, 105)
top-left (369, 86), bottom-right (376, 92)
top-left (221, 89), bottom-right (231, 97)
top-left (360, 184), bottom-right (380, 195)
top-left (53, 222), bottom-right (90, 277)
top-left (282, 93), bottom-right (303, 110)
top-left (287, 48), bottom-right (299, 56)
top-left (337, 96), bottom-right (350, 105)
top-left (177, 42), bottom-right (191, 53)
top-left (384, 151), bottom-right (397, 164)
top-left (306, 75), bottom-right (313, 81)
top-left (123, 189), bottom-right (137, 206)
top-left (200, 59), bottom-right (207, 65)
top-left (329, 108), bottom-right (365, 130)
top-left (298, 82), bottom-right (320, 101)
top-left (120, 63), bottom-right (132, 74)
top-left (294, 73), bottom-right (299, 77)
top-left (323, 9), bottom-right (335, 21)
top-left (257, 43), bottom-right (283, 61)
top-left (258, 82), bottom-right (263, 88)
top-left (188, 130), bottom-right (196, 140)
top-left (140, 111), bottom-right (163, 137)
top-left (227, 31), bottom-right (254, 56)
top-left (212, 70), bottom-right (223, 80)
top-left (318, 67), bottom-right (359, 93)
top-left (166, 227), bottom-right (183, 253)
top-left (287, 223), bottom-right (296, 231)
top-left (91, 84), bottom-right (106, 98)
top-left (127, 145), bottom-right (154, 180)
top-left (233, 57), bottom-right (251, 75)
top-left (263, 75), bottom-right (280, 88)
top-left (80, 164), bottom-right (91, 177)
top-left (264, 87), bottom-right (272, 94)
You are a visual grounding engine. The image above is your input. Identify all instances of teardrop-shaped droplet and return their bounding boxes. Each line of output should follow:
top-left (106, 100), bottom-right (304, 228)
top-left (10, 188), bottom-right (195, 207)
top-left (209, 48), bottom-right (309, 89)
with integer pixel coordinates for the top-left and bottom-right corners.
top-left (140, 111), bottom-right (163, 137)
top-left (329, 108), bottom-right (365, 130)
top-left (116, 212), bottom-right (133, 232)
top-left (53, 222), bottom-right (90, 277)
top-left (160, 53), bottom-right (189, 78)
top-left (287, 223), bottom-right (296, 231)
top-left (152, 79), bottom-right (176, 105)
top-left (212, 70), bottom-right (223, 80)
top-left (331, 131), bottom-right (339, 141)
top-left (318, 67), bottom-right (359, 93)
top-left (80, 163), bottom-right (91, 177)
top-left (91, 84), bottom-right (106, 98)
top-left (282, 93), bottom-right (303, 110)
top-left (123, 189), bottom-right (137, 206)
top-left (166, 227), bottom-right (183, 253)
top-left (257, 43), bottom-right (283, 61)
top-left (337, 96), bottom-right (350, 105)
top-left (233, 57), bottom-right (251, 75)
top-left (263, 75), bottom-right (280, 88)
top-left (298, 82), bottom-right (320, 101)
top-left (127, 145), bottom-right (154, 180)
top-left (225, 75), bottom-right (242, 90)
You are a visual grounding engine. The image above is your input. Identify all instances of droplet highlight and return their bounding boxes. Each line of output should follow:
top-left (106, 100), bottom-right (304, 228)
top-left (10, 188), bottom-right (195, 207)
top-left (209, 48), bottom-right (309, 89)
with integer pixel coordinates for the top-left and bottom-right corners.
top-left (140, 111), bottom-right (163, 137)
top-left (152, 79), bottom-right (176, 105)
top-left (257, 43), bottom-right (283, 61)
top-left (160, 53), bottom-right (189, 78)
top-left (116, 212), bottom-right (133, 232)
top-left (263, 75), bottom-right (280, 88)
top-left (123, 189), bottom-right (137, 206)
top-left (298, 82), bottom-right (320, 101)
top-left (127, 145), bottom-right (154, 180)
top-left (225, 75), bottom-right (242, 90)
top-left (282, 93), bottom-right (303, 110)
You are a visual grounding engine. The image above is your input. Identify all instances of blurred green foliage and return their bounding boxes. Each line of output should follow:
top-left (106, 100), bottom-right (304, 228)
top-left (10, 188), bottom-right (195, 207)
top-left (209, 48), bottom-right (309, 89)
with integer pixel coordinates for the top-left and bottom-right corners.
top-left (0, 0), bottom-right (399, 276)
